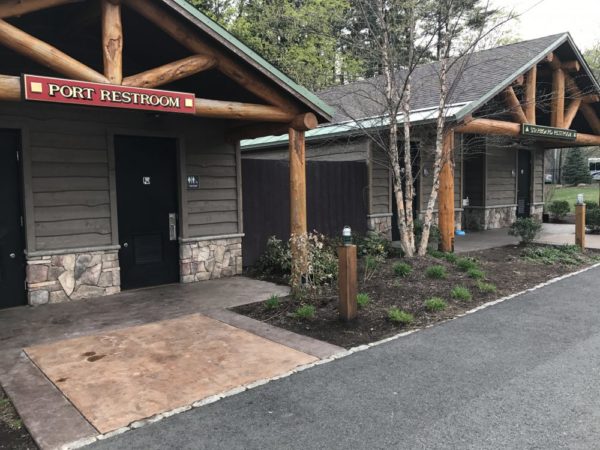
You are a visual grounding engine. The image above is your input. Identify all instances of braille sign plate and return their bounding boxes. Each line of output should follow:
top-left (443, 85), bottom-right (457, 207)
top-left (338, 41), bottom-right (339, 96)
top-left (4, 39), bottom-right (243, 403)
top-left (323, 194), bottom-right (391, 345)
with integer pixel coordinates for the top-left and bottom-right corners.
top-left (521, 124), bottom-right (577, 141)
top-left (23, 74), bottom-right (196, 114)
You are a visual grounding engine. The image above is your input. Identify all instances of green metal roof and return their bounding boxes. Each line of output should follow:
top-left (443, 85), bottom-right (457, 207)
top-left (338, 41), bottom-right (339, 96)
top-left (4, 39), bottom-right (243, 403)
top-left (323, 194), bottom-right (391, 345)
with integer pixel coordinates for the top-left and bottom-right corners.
top-left (163, 0), bottom-right (334, 121)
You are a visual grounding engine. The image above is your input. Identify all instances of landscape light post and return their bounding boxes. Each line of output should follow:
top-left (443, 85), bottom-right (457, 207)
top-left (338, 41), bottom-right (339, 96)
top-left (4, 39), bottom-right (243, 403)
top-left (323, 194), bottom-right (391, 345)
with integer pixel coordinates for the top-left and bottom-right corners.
top-left (338, 226), bottom-right (357, 321)
top-left (575, 194), bottom-right (586, 251)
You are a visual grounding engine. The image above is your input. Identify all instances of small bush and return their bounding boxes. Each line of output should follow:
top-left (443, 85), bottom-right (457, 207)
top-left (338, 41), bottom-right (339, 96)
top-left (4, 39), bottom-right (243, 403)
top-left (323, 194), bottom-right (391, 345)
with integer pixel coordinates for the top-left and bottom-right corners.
top-left (393, 262), bottom-right (412, 277)
top-left (456, 257), bottom-right (478, 271)
top-left (547, 200), bottom-right (571, 220)
top-left (522, 245), bottom-right (585, 265)
top-left (428, 249), bottom-right (445, 259)
top-left (363, 255), bottom-right (384, 282)
top-left (477, 281), bottom-right (497, 293)
top-left (356, 233), bottom-right (391, 259)
top-left (357, 293), bottom-right (370, 308)
top-left (467, 268), bottom-right (485, 279)
top-left (442, 253), bottom-right (458, 263)
top-left (585, 200), bottom-right (599, 210)
top-left (425, 265), bottom-right (447, 279)
top-left (586, 205), bottom-right (600, 233)
top-left (264, 295), bottom-right (280, 310)
top-left (294, 305), bottom-right (316, 319)
top-left (255, 236), bottom-right (291, 276)
top-left (508, 217), bottom-right (543, 245)
top-left (451, 285), bottom-right (472, 301)
top-left (424, 297), bottom-right (447, 312)
top-left (388, 307), bottom-right (414, 324)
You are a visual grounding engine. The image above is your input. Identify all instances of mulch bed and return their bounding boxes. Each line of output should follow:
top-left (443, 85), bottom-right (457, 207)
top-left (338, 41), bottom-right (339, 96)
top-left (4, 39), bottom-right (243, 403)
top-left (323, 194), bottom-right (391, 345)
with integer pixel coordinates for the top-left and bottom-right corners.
top-left (0, 388), bottom-right (36, 450)
top-left (235, 245), bottom-right (600, 349)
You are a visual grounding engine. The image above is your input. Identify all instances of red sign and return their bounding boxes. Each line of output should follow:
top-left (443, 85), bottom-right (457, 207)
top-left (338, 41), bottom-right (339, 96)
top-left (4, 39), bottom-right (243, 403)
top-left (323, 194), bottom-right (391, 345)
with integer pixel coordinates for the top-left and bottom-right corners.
top-left (23, 74), bottom-right (196, 115)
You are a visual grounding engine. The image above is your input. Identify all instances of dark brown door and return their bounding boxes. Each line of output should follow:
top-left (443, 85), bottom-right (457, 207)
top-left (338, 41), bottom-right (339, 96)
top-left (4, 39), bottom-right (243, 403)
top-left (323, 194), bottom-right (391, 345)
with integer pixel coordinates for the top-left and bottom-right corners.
top-left (115, 136), bottom-right (180, 290)
top-left (517, 149), bottom-right (532, 218)
top-left (0, 130), bottom-right (26, 308)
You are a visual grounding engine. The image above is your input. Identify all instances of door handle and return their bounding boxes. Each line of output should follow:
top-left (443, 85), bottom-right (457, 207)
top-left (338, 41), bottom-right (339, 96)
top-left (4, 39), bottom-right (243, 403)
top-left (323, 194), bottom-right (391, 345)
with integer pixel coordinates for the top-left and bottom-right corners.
top-left (122, 242), bottom-right (129, 248)
top-left (9, 253), bottom-right (15, 259)
top-left (169, 213), bottom-right (177, 241)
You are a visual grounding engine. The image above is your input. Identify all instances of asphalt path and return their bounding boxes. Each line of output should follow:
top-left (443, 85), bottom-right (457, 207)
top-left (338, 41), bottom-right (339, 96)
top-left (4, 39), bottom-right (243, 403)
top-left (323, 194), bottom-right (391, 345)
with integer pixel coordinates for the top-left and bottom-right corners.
top-left (89, 266), bottom-right (600, 450)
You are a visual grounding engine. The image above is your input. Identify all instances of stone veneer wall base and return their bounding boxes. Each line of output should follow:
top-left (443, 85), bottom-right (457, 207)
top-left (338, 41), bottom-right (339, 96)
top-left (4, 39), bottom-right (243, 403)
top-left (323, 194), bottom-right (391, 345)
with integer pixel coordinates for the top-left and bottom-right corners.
top-left (180, 236), bottom-right (242, 283)
top-left (367, 215), bottom-right (392, 240)
top-left (463, 206), bottom-right (517, 231)
top-left (27, 250), bottom-right (120, 306)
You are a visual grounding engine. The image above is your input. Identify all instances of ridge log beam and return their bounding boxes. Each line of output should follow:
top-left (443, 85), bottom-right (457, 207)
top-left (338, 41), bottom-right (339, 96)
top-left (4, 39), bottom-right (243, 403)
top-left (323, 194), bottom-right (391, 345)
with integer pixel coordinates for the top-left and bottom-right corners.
top-left (0, 0), bottom-right (81, 18)
top-left (503, 86), bottom-right (528, 123)
top-left (101, 0), bottom-right (123, 84)
top-left (438, 130), bottom-right (455, 253)
top-left (524, 66), bottom-right (536, 124)
top-left (194, 99), bottom-right (294, 122)
top-left (123, 55), bottom-right (217, 88)
top-left (0, 19), bottom-right (109, 84)
top-left (124, 0), bottom-right (300, 114)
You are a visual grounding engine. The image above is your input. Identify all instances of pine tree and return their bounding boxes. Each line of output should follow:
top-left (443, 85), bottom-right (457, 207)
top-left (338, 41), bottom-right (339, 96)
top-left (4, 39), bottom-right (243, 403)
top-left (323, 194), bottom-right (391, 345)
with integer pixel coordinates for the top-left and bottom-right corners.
top-left (563, 148), bottom-right (592, 185)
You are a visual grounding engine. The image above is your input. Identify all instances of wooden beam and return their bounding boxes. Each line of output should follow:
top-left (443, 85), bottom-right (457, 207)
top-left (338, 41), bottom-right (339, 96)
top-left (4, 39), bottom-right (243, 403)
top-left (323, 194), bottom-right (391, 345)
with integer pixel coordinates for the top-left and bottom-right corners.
top-left (123, 0), bottom-right (300, 114)
top-left (524, 66), bottom-right (536, 124)
top-left (194, 99), bottom-right (294, 122)
top-left (122, 55), bottom-right (216, 88)
top-left (582, 94), bottom-right (600, 104)
top-left (565, 73), bottom-right (600, 134)
top-left (562, 60), bottom-right (581, 72)
top-left (101, 0), bottom-right (123, 84)
top-left (0, 75), bottom-right (21, 101)
top-left (512, 74), bottom-right (525, 86)
top-left (456, 118), bottom-right (600, 146)
top-left (438, 130), bottom-right (455, 253)
top-left (226, 113), bottom-right (318, 142)
top-left (0, 19), bottom-right (109, 83)
top-left (289, 128), bottom-right (307, 287)
top-left (564, 98), bottom-right (582, 129)
top-left (0, 0), bottom-right (80, 18)
top-left (551, 67), bottom-right (565, 127)
top-left (503, 86), bottom-right (528, 124)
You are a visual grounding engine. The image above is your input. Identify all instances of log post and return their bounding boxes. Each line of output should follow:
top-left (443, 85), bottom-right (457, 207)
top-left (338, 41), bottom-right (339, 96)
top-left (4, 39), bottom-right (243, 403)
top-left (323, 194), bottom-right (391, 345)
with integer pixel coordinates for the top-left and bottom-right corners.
top-left (438, 130), bottom-right (455, 253)
top-left (503, 86), bottom-right (528, 123)
top-left (524, 66), bottom-right (537, 124)
top-left (289, 128), bottom-right (308, 289)
top-left (338, 245), bottom-right (358, 321)
top-left (551, 67), bottom-right (565, 128)
top-left (101, 0), bottom-right (123, 84)
top-left (575, 203), bottom-right (586, 251)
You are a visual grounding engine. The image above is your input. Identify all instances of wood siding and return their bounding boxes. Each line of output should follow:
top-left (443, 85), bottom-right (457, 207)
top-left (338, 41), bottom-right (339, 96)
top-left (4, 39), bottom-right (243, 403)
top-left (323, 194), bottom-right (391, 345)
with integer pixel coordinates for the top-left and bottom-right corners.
top-left (370, 145), bottom-right (390, 214)
top-left (485, 141), bottom-right (517, 206)
top-left (0, 102), bottom-right (238, 252)
top-left (533, 148), bottom-right (544, 203)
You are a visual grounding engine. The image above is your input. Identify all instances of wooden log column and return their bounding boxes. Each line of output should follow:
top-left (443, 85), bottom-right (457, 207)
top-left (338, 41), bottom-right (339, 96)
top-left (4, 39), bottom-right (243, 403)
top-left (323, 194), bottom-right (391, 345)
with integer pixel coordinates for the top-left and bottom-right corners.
top-left (438, 130), bottom-right (455, 253)
top-left (551, 67), bottom-right (565, 127)
top-left (101, 0), bottom-right (123, 84)
top-left (289, 127), bottom-right (308, 288)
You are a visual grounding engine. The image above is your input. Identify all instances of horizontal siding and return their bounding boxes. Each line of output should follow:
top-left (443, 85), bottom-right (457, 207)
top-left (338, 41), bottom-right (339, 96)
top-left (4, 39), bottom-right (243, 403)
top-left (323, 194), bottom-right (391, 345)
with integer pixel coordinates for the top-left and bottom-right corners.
top-left (486, 145), bottom-right (516, 206)
top-left (533, 149), bottom-right (544, 203)
top-left (371, 146), bottom-right (390, 214)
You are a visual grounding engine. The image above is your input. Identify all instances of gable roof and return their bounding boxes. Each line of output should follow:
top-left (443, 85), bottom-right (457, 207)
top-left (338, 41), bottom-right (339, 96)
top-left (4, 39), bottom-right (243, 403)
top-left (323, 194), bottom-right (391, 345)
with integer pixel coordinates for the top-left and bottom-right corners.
top-left (163, 0), bottom-right (334, 121)
top-left (243, 33), bottom-right (600, 150)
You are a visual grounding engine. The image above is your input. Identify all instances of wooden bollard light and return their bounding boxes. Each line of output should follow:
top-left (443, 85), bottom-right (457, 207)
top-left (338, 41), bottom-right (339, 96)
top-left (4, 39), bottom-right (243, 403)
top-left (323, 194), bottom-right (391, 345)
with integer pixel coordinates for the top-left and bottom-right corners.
top-left (338, 226), bottom-right (358, 321)
top-left (575, 194), bottom-right (586, 251)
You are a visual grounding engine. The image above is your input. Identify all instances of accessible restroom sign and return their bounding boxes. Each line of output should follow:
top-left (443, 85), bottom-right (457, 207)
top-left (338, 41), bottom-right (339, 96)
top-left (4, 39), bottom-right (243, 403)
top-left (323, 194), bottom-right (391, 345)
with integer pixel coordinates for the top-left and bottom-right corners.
top-left (23, 74), bottom-right (196, 114)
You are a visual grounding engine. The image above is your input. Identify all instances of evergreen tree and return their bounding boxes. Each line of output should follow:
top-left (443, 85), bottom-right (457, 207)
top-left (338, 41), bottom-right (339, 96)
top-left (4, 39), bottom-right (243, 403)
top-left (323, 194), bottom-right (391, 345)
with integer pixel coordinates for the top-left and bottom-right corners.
top-left (563, 148), bottom-right (592, 185)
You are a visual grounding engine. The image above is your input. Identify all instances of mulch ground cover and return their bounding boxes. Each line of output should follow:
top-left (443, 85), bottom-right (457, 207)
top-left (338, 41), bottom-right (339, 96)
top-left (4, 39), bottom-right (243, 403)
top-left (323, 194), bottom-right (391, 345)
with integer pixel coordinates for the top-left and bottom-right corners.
top-left (0, 387), bottom-right (36, 450)
top-left (235, 245), bottom-right (600, 349)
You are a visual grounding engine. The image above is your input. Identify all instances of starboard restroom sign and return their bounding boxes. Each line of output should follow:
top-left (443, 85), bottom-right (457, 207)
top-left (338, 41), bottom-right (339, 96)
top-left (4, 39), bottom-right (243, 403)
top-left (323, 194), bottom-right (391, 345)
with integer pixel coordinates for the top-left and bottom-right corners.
top-left (521, 124), bottom-right (577, 141)
top-left (23, 74), bottom-right (196, 114)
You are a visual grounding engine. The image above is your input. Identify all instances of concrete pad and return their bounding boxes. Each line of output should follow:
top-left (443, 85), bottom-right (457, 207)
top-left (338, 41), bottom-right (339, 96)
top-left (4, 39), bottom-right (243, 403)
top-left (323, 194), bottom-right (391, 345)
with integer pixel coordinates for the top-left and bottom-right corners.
top-left (536, 223), bottom-right (600, 249)
top-left (24, 314), bottom-right (317, 434)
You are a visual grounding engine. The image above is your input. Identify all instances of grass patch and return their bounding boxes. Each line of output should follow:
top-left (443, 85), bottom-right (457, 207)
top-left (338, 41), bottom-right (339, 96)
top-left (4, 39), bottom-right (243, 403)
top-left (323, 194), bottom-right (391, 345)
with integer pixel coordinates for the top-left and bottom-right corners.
top-left (521, 245), bottom-right (589, 265)
top-left (467, 268), bottom-right (485, 279)
top-left (388, 307), bottom-right (414, 324)
top-left (476, 281), bottom-right (497, 293)
top-left (393, 262), bottom-right (412, 277)
top-left (357, 293), bottom-right (370, 308)
top-left (264, 295), bottom-right (281, 310)
top-left (548, 185), bottom-right (599, 212)
top-left (442, 253), bottom-right (458, 263)
top-left (456, 257), bottom-right (479, 271)
top-left (294, 305), bottom-right (316, 319)
top-left (425, 265), bottom-right (447, 279)
top-left (451, 285), bottom-right (472, 301)
top-left (424, 297), bottom-right (447, 312)
top-left (428, 249), bottom-right (445, 259)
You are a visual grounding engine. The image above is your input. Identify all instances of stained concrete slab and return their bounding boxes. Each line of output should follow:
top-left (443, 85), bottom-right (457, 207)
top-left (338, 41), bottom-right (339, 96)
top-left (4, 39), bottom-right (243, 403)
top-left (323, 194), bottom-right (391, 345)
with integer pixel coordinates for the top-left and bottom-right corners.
top-left (25, 313), bottom-right (317, 434)
top-left (0, 277), bottom-right (290, 449)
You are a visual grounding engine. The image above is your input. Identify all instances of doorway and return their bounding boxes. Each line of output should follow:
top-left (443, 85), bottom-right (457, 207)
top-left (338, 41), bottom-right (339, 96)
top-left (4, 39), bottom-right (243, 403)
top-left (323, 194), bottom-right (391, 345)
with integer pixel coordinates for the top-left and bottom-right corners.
top-left (0, 129), bottom-right (26, 308)
top-left (114, 136), bottom-right (180, 290)
top-left (517, 149), bottom-right (532, 218)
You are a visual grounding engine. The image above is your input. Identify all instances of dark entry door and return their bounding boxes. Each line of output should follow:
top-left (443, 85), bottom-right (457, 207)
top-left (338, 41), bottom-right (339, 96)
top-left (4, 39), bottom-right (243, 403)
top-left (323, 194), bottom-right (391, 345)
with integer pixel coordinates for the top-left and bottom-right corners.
top-left (517, 149), bottom-right (532, 218)
top-left (0, 130), bottom-right (26, 308)
top-left (115, 136), bottom-right (180, 290)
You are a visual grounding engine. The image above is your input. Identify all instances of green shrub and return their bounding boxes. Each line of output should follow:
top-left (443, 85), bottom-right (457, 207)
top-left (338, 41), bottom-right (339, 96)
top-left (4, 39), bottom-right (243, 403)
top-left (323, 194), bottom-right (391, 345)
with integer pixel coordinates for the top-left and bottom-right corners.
top-left (356, 233), bottom-right (391, 259)
top-left (522, 245), bottom-right (585, 265)
top-left (586, 205), bottom-right (600, 233)
top-left (294, 305), bottom-right (316, 319)
top-left (442, 253), bottom-right (458, 263)
top-left (424, 297), bottom-right (447, 312)
top-left (255, 236), bottom-right (291, 276)
top-left (393, 262), bottom-right (412, 277)
top-left (357, 293), bottom-right (370, 308)
top-left (428, 249), bottom-right (445, 259)
top-left (508, 217), bottom-right (543, 244)
top-left (451, 285), bottom-right (472, 301)
top-left (264, 295), bottom-right (280, 310)
top-left (585, 200), bottom-right (599, 210)
top-left (467, 268), bottom-right (485, 279)
top-left (425, 265), bottom-right (447, 279)
top-left (456, 257), bottom-right (478, 271)
top-left (476, 281), bottom-right (497, 293)
top-left (388, 307), bottom-right (414, 324)
top-left (547, 200), bottom-right (571, 219)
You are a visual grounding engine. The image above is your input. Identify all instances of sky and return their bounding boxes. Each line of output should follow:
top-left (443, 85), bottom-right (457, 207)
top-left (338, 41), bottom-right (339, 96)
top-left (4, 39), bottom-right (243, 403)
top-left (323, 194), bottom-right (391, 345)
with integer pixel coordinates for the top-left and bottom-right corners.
top-left (492, 0), bottom-right (599, 51)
